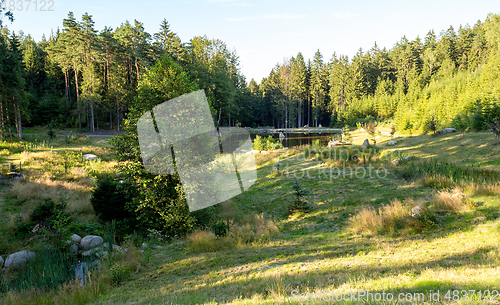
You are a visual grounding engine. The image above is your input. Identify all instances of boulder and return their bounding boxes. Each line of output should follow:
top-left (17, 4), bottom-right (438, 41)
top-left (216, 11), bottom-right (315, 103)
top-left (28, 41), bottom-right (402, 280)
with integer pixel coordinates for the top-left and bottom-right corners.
top-left (81, 247), bottom-right (104, 257)
top-left (71, 234), bottom-right (82, 244)
top-left (8, 172), bottom-right (25, 180)
top-left (102, 243), bottom-right (127, 253)
top-left (411, 206), bottom-right (423, 217)
top-left (141, 243), bottom-right (148, 250)
top-left (4, 251), bottom-right (36, 270)
top-left (387, 141), bottom-right (397, 145)
top-left (79, 235), bottom-right (103, 250)
top-left (82, 154), bottom-right (98, 161)
top-left (318, 124), bottom-right (322, 128)
top-left (440, 128), bottom-right (456, 133)
top-left (69, 244), bottom-right (79, 255)
top-left (361, 139), bottom-right (370, 149)
top-left (95, 251), bottom-right (109, 258)
top-left (0, 256), bottom-right (3, 267)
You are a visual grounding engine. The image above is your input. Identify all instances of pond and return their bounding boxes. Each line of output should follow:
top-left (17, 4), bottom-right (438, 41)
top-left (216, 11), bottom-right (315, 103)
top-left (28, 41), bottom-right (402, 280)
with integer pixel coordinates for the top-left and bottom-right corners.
top-left (250, 132), bottom-right (341, 148)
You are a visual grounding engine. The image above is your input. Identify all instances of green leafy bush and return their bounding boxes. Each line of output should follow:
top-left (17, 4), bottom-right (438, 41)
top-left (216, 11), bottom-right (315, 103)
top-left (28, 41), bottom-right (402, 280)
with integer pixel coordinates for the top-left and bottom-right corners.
top-left (253, 135), bottom-right (265, 151)
top-left (91, 176), bottom-right (135, 222)
top-left (109, 262), bottom-right (131, 286)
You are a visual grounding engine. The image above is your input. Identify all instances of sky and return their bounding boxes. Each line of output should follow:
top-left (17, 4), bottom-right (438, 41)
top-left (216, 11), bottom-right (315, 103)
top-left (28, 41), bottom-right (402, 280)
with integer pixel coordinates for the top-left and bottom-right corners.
top-left (2, 0), bottom-right (500, 83)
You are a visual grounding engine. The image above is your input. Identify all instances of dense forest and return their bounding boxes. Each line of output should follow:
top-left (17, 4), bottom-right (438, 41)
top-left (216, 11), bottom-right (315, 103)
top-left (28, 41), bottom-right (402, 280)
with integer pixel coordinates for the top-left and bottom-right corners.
top-left (0, 11), bottom-right (500, 137)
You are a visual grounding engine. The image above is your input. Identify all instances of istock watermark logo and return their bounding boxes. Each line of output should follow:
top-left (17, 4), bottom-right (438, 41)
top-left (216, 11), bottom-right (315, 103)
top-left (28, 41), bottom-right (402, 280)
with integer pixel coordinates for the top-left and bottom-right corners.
top-left (137, 90), bottom-right (257, 212)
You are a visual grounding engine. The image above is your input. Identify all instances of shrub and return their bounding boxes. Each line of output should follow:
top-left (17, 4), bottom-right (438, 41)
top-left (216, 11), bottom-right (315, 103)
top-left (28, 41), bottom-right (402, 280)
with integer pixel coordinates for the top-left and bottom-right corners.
top-left (426, 114), bottom-right (438, 135)
top-left (91, 176), bottom-right (135, 222)
top-left (109, 262), bottom-right (131, 286)
top-left (471, 106), bottom-right (486, 131)
top-left (253, 135), bottom-right (265, 151)
top-left (29, 198), bottom-right (72, 249)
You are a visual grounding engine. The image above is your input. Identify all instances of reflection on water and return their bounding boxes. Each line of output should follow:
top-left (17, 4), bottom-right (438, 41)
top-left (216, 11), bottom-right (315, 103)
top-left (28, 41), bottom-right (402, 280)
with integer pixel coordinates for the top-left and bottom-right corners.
top-left (250, 133), bottom-right (340, 148)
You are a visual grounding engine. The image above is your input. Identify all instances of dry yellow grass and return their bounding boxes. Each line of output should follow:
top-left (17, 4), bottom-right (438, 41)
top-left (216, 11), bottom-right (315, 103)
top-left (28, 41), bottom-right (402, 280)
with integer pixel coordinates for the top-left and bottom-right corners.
top-left (187, 229), bottom-right (217, 252)
top-left (187, 214), bottom-right (279, 253)
top-left (11, 178), bottom-right (93, 214)
top-left (431, 191), bottom-right (466, 212)
top-left (349, 199), bottom-right (411, 235)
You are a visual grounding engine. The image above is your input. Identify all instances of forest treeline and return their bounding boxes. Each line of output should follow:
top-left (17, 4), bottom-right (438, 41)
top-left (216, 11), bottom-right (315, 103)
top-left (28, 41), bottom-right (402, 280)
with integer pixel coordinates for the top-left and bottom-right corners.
top-left (0, 11), bottom-right (500, 138)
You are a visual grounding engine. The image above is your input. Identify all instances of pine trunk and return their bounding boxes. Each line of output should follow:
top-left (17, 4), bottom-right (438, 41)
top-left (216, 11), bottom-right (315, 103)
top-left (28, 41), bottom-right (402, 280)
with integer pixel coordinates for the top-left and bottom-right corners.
top-left (74, 65), bottom-right (81, 131)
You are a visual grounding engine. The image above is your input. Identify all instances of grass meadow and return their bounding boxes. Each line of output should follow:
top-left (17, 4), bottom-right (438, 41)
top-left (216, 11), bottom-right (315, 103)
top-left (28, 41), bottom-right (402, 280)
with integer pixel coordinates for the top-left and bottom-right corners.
top-left (0, 128), bottom-right (499, 304)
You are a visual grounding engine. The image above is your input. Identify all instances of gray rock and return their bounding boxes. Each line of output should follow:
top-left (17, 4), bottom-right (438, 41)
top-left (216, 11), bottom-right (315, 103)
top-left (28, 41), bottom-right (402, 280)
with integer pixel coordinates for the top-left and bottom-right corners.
top-left (0, 256), bottom-right (3, 267)
top-left (95, 251), bottom-right (109, 258)
top-left (4, 251), bottom-right (36, 270)
top-left (81, 247), bottom-right (103, 257)
top-left (361, 139), bottom-right (370, 149)
top-left (69, 244), bottom-right (79, 255)
top-left (440, 128), bottom-right (456, 133)
top-left (103, 243), bottom-right (127, 253)
top-left (8, 172), bottom-right (25, 180)
top-left (387, 141), bottom-right (397, 145)
top-left (79, 235), bottom-right (103, 250)
top-left (71, 234), bottom-right (82, 244)
top-left (82, 154), bottom-right (98, 161)
top-left (411, 206), bottom-right (423, 217)
top-left (141, 243), bottom-right (148, 250)
top-left (318, 124), bottom-right (322, 128)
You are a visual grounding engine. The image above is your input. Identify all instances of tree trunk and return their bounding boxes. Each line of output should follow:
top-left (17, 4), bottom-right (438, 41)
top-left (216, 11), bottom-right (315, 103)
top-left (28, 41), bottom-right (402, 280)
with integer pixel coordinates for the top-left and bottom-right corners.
top-left (116, 101), bottom-right (120, 132)
top-left (110, 107), bottom-right (113, 130)
top-left (0, 99), bottom-right (4, 141)
top-left (16, 103), bottom-right (22, 141)
top-left (64, 70), bottom-right (71, 107)
top-left (308, 94), bottom-right (311, 127)
top-left (91, 99), bottom-right (95, 133)
top-left (74, 65), bottom-right (81, 131)
top-left (135, 57), bottom-right (140, 81)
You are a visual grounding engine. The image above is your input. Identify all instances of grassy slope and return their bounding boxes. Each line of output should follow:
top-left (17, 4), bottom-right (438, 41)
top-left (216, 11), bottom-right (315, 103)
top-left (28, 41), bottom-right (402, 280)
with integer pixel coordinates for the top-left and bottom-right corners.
top-left (0, 135), bottom-right (115, 256)
top-left (89, 130), bottom-right (500, 305)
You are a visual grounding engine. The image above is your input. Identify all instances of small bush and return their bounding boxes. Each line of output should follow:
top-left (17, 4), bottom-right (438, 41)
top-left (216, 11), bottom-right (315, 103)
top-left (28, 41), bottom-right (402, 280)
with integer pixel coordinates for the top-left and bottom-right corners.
top-left (253, 135), bottom-right (265, 151)
top-left (109, 262), bottom-right (131, 286)
top-left (288, 181), bottom-right (311, 213)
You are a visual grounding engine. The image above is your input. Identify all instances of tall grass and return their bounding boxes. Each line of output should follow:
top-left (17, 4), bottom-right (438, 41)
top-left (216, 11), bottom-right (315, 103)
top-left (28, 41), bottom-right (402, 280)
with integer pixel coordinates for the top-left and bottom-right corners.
top-left (401, 159), bottom-right (500, 186)
top-left (349, 199), bottom-right (410, 235)
top-left (349, 191), bottom-right (471, 236)
top-left (0, 247), bottom-right (77, 293)
top-left (187, 214), bottom-right (279, 252)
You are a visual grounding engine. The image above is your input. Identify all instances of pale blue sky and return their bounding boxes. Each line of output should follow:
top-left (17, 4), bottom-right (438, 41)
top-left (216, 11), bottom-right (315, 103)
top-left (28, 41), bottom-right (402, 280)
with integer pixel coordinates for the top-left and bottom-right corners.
top-left (3, 0), bottom-right (500, 83)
